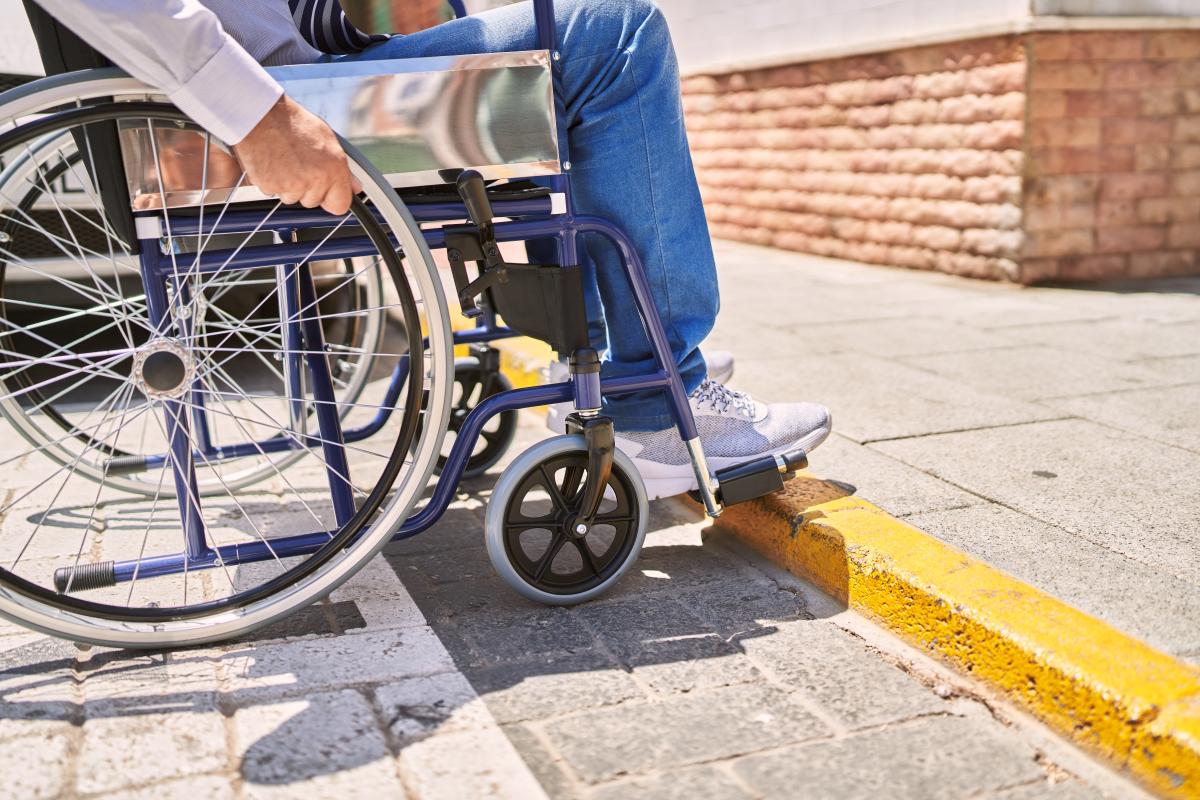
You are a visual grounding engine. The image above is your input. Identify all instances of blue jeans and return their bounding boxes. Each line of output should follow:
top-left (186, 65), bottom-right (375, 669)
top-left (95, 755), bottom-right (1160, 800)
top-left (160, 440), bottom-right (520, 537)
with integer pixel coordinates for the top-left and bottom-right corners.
top-left (335, 0), bottom-right (718, 431)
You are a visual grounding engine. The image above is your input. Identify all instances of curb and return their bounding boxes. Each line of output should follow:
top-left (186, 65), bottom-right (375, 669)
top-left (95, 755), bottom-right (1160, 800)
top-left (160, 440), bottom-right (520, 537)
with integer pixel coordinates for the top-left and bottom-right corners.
top-left (706, 477), bottom-right (1200, 799)
top-left (485, 333), bottom-right (1200, 797)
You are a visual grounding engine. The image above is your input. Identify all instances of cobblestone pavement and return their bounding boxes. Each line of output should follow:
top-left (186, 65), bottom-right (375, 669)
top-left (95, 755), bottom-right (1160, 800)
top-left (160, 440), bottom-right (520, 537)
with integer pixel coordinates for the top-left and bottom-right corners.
top-left (705, 239), bottom-right (1200, 664)
top-left (0, 417), bottom-right (1145, 799)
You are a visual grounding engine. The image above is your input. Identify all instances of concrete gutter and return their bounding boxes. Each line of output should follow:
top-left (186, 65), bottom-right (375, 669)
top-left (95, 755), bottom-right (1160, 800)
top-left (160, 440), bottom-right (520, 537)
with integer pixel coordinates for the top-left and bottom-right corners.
top-left (488, 333), bottom-right (1200, 798)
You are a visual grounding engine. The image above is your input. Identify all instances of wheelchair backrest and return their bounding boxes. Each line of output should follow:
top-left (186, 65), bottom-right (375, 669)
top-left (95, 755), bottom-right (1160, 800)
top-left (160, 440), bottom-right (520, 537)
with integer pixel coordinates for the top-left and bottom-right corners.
top-left (21, 1), bottom-right (138, 247)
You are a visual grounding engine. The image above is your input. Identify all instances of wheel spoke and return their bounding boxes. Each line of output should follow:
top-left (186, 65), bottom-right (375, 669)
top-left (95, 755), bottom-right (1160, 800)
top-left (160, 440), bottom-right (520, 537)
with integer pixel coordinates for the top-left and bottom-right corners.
top-left (574, 538), bottom-right (602, 577)
top-left (537, 464), bottom-right (571, 516)
top-left (532, 532), bottom-right (567, 582)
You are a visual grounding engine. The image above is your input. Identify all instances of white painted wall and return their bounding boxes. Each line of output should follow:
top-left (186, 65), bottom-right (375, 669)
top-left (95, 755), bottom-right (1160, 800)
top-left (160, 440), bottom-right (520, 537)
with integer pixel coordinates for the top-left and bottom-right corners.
top-left (655, 0), bottom-right (1034, 75)
top-left (0, 0), bottom-right (43, 76)
top-left (1036, 0), bottom-right (1200, 13)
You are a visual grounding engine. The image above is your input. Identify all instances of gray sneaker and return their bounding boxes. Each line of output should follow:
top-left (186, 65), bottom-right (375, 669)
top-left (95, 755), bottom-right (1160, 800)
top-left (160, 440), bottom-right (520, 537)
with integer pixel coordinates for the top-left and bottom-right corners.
top-left (546, 350), bottom-right (736, 433)
top-left (615, 379), bottom-right (832, 500)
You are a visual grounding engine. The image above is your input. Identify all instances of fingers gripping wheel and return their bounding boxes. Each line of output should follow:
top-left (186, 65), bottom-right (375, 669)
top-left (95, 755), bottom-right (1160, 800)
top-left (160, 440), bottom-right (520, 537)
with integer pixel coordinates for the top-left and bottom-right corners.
top-left (486, 435), bottom-right (648, 605)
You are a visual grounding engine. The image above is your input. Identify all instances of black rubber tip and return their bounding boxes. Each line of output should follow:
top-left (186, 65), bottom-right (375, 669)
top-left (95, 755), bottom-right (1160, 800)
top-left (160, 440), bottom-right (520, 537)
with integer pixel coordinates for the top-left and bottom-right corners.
top-left (104, 454), bottom-right (150, 476)
top-left (54, 561), bottom-right (116, 594)
top-left (781, 448), bottom-right (809, 472)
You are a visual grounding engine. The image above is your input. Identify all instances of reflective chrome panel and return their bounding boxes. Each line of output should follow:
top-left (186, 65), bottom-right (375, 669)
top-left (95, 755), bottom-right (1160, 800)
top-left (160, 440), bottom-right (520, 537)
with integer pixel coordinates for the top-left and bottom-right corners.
top-left (118, 51), bottom-right (561, 210)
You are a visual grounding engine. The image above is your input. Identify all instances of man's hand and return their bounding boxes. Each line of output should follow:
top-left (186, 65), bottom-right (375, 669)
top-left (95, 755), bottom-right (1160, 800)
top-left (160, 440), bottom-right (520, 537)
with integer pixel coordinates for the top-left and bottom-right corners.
top-left (233, 95), bottom-right (362, 216)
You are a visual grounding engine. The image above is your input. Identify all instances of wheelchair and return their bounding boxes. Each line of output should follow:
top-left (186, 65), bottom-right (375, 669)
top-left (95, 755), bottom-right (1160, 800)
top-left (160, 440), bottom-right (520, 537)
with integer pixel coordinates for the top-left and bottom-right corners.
top-left (0, 0), bottom-right (811, 648)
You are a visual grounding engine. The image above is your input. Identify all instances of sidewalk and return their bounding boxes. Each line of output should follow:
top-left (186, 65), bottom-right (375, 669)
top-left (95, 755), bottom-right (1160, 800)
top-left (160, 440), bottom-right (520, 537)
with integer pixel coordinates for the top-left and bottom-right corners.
top-left (0, 418), bottom-right (1141, 798)
top-left (705, 239), bottom-right (1200, 663)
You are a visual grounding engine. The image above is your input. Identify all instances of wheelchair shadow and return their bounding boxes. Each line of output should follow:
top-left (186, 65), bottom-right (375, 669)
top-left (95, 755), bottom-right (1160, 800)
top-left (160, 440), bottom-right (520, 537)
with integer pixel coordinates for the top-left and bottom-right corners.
top-left (0, 485), bottom-right (853, 792)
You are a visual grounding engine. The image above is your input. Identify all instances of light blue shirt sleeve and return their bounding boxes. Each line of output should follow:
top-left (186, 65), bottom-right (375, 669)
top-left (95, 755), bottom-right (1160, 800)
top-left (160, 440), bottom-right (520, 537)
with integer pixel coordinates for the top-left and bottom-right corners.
top-left (31, 0), bottom-right (284, 144)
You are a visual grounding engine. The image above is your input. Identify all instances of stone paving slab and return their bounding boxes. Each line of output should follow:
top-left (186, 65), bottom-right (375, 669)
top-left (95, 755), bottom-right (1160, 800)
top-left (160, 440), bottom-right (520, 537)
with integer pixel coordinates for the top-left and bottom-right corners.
top-left (873, 419), bottom-right (1200, 589)
top-left (812, 433), bottom-right (984, 518)
top-left (735, 353), bottom-right (1065, 443)
top-left (0, 497), bottom-right (549, 800)
top-left (708, 239), bottom-right (1200, 667)
top-left (903, 504), bottom-right (1200, 659)
top-left (732, 713), bottom-right (1049, 800)
top-left (374, 423), bottom-right (1138, 800)
top-left (900, 344), bottom-right (1184, 401)
top-left (1046, 383), bottom-right (1200, 454)
top-left (0, 415), bottom-right (1147, 799)
top-left (0, 245), bottom-right (1174, 800)
top-left (997, 317), bottom-right (1200, 362)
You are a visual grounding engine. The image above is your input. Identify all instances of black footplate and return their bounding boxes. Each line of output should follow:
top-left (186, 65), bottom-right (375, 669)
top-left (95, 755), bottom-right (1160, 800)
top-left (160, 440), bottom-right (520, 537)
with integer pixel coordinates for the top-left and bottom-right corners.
top-left (694, 448), bottom-right (809, 507)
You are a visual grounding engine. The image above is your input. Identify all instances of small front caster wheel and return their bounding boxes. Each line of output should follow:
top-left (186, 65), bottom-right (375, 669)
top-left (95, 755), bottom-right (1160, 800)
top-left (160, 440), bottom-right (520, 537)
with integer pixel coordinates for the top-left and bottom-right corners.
top-left (486, 435), bottom-right (649, 604)
top-left (436, 356), bottom-right (518, 478)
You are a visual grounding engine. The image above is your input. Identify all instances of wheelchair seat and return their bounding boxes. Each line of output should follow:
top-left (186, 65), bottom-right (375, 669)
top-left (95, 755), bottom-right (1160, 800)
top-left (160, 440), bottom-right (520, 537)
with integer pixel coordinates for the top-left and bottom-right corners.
top-left (399, 180), bottom-right (551, 206)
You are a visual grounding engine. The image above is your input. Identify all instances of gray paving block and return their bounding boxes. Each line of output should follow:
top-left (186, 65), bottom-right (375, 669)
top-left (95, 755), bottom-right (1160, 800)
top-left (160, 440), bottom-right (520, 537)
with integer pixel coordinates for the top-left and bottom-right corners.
top-left (738, 618), bottom-right (946, 730)
top-left (464, 649), bottom-right (641, 725)
top-left (391, 540), bottom-right (497, 590)
top-left (589, 765), bottom-right (753, 800)
top-left (4, 733), bottom-right (70, 799)
top-left (1048, 383), bottom-right (1200, 454)
top-left (632, 645), bottom-right (766, 697)
top-left (919, 294), bottom-right (1114, 330)
top-left (77, 707), bottom-right (227, 794)
top-left (604, 541), bottom-right (757, 599)
top-left (374, 671), bottom-right (493, 742)
top-left (0, 634), bottom-right (79, 724)
top-left (382, 503), bottom-right (487, 557)
top-left (904, 504), bottom-right (1200, 658)
top-left (78, 648), bottom-right (219, 714)
top-left (1138, 355), bottom-right (1200, 383)
top-left (902, 345), bottom-right (1180, 401)
top-left (543, 683), bottom-right (830, 783)
top-left (452, 606), bottom-right (600, 666)
top-left (998, 318), bottom-right (1200, 362)
top-left (733, 354), bottom-right (1062, 443)
top-left (387, 573), bottom-right (542, 625)
top-left (792, 317), bottom-right (1017, 359)
top-left (397, 726), bottom-right (547, 800)
top-left (874, 419), bottom-right (1200, 585)
top-left (732, 714), bottom-right (1043, 799)
top-left (808, 434), bottom-right (982, 518)
top-left (104, 775), bottom-right (236, 800)
top-left (233, 688), bottom-right (404, 798)
top-left (676, 578), bottom-right (808, 639)
top-left (220, 626), bottom-right (455, 703)
top-left (574, 593), bottom-right (727, 661)
top-left (991, 779), bottom-right (1107, 799)
top-left (500, 724), bottom-right (580, 799)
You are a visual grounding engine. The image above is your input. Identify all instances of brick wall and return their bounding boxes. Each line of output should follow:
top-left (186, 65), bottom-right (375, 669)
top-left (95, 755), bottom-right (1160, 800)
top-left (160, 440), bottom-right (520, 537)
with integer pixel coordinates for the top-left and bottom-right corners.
top-left (683, 37), bottom-right (1028, 281)
top-left (1023, 30), bottom-right (1200, 282)
top-left (684, 30), bottom-right (1200, 283)
top-left (388, 0), bottom-right (446, 33)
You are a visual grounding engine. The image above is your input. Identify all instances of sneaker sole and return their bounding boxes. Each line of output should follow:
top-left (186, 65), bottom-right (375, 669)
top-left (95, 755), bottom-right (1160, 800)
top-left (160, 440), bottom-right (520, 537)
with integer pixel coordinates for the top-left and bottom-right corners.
top-left (629, 421), bottom-right (833, 501)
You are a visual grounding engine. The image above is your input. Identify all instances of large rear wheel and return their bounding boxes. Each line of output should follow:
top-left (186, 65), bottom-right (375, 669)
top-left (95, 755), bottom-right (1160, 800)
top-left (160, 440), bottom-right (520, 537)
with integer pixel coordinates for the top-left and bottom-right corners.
top-left (0, 87), bottom-right (453, 647)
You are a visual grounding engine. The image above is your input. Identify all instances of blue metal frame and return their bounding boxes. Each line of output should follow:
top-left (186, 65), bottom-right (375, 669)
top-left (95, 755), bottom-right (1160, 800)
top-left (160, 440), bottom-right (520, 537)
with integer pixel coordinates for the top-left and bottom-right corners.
top-left (98, 0), bottom-right (703, 585)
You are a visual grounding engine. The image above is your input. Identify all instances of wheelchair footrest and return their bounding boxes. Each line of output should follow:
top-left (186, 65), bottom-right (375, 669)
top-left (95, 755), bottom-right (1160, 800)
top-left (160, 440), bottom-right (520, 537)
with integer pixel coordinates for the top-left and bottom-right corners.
top-left (54, 561), bottom-right (116, 594)
top-left (713, 448), bottom-right (809, 507)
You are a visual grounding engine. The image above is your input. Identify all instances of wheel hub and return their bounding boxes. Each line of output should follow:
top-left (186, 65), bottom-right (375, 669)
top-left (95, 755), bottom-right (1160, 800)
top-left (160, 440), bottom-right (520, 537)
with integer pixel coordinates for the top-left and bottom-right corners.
top-left (132, 339), bottom-right (194, 399)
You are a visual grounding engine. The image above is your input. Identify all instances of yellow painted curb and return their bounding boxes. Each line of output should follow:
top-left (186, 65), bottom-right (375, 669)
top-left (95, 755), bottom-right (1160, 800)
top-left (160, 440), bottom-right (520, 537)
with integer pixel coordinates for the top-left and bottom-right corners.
top-left (483, 331), bottom-right (1200, 796)
top-left (709, 476), bottom-right (1200, 798)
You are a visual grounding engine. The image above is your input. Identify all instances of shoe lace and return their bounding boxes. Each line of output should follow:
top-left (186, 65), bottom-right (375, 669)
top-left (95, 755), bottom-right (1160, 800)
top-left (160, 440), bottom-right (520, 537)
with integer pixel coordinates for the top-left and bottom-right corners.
top-left (690, 379), bottom-right (756, 418)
